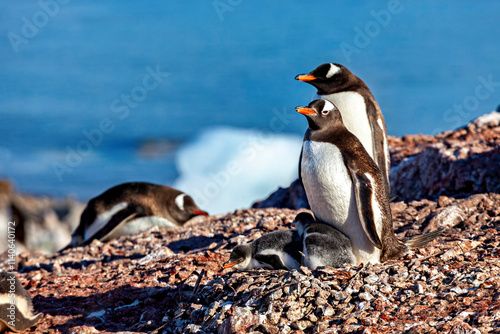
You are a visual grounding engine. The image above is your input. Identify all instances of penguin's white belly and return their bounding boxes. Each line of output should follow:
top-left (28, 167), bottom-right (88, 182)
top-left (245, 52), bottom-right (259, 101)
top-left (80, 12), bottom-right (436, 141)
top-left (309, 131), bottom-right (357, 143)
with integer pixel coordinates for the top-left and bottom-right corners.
top-left (247, 258), bottom-right (273, 270)
top-left (258, 249), bottom-right (300, 270)
top-left (105, 216), bottom-right (179, 240)
top-left (316, 91), bottom-right (374, 160)
top-left (301, 141), bottom-right (380, 264)
top-left (85, 202), bottom-right (129, 241)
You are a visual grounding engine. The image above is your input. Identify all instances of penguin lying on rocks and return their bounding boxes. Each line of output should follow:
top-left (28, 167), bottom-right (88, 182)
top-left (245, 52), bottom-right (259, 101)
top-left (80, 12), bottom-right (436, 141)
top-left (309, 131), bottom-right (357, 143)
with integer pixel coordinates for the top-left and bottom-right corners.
top-left (64, 182), bottom-right (208, 249)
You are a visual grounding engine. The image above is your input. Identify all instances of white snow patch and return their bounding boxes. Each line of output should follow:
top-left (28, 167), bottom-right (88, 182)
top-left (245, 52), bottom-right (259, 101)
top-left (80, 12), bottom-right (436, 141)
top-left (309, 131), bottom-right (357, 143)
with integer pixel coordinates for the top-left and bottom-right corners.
top-left (472, 110), bottom-right (500, 127)
top-left (174, 127), bottom-right (302, 214)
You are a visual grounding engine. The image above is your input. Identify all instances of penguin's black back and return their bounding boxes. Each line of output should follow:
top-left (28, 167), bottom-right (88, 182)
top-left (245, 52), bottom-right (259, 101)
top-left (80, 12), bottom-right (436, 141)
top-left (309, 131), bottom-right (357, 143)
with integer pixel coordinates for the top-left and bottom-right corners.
top-left (80, 182), bottom-right (190, 228)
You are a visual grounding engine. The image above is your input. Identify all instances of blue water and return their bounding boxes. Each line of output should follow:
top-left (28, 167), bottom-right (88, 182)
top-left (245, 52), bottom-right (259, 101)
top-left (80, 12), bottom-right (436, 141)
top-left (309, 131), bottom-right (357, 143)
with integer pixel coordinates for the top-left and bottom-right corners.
top-left (1, 1), bottom-right (499, 212)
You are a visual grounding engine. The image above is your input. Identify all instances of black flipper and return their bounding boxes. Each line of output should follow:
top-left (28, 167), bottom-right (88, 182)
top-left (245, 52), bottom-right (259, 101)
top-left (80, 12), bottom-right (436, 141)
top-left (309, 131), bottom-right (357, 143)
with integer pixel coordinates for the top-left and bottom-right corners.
top-left (298, 146), bottom-right (304, 189)
top-left (366, 100), bottom-right (390, 194)
top-left (348, 169), bottom-right (383, 249)
top-left (81, 205), bottom-right (140, 246)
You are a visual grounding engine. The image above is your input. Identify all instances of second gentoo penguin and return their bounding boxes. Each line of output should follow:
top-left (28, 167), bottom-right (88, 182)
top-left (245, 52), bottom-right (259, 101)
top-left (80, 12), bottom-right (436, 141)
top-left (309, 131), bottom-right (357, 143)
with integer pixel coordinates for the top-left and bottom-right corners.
top-left (223, 230), bottom-right (302, 271)
top-left (295, 63), bottom-right (391, 192)
top-left (297, 99), bottom-right (442, 265)
top-left (293, 212), bottom-right (354, 269)
top-left (0, 271), bottom-right (42, 332)
top-left (65, 182), bottom-right (208, 249)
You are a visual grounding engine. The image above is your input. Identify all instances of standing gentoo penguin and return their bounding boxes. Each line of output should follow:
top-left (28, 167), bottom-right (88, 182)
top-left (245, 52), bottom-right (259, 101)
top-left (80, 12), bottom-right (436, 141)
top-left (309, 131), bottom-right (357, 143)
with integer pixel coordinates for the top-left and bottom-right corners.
top-left (293, 212), bottom-right (354, 269)
top-left (297, 99), bottom-right (442, 264)
top-left (223, 230), bottom-right (302, 270)
top-left (0, 271), bottom-right (42, 332)
top-left (295, 63), bottom-right (391, 192)
top-left (65, 182), bottom-right (208, 249)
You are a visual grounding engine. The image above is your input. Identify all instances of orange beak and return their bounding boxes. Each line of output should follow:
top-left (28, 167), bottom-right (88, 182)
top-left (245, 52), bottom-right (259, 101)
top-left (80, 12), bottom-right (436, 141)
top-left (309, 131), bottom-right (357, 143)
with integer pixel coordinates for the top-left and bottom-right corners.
top-left (223, 262), bottom-right (237, 269)
top-left (295, 74), bottom-right (316, 82)
top-left (296, 107), bottom-right (316, 115)
top-left (193, 210), bottom-right (208, 216)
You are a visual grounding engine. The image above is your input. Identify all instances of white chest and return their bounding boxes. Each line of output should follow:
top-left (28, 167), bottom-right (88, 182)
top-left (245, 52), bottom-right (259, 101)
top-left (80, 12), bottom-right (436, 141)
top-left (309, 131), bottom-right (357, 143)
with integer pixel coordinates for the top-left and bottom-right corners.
top-left (257, 249), bottom-right (300, 270)
top-left (85, 202), bottom-right (128, 241)
top-left (300, 141), bottom-right (380, 264)
top-left (301, 141), bottom-right (353, 226)
top-left (316, 91), bottom-right (374, 160)
top-left (104, 216), bottom-right (179, 240)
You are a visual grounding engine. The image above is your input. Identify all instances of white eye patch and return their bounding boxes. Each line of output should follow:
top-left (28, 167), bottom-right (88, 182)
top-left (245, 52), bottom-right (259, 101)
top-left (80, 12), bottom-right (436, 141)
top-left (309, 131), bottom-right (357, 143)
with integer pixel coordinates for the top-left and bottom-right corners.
top-left (321, 99), bottom-right (336, 113)
top-left (175, 193), bottom-right (187, 211)
top-left (325, 63), bottom-right (341, 78)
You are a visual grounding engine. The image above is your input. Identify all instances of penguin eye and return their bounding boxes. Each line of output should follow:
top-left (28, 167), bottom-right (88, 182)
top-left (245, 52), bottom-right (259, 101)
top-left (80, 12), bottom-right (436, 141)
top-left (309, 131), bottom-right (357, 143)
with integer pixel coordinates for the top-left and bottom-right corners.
top-left (322, 109), bottom-right (330, 115)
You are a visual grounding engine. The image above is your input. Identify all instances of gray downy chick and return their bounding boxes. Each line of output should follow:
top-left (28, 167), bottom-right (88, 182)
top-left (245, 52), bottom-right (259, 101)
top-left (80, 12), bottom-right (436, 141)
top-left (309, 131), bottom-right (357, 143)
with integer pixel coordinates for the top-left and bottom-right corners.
top-left (224, 230), bottom-right (302, 270)
top-left (294, 212), bottom-right (355, 269)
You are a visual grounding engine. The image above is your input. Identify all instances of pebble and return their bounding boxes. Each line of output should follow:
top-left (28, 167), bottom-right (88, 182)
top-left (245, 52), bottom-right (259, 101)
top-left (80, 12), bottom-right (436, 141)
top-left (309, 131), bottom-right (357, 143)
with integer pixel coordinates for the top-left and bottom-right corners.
top-left (359, 292), bottom-right (373, 301)
top-left (364, 274), bottom-right (379, 284)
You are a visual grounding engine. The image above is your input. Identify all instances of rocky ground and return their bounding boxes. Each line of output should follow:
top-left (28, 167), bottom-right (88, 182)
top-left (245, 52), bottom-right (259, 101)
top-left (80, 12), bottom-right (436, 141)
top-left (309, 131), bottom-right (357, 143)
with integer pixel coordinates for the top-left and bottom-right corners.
top-left (388, 111), bottom-right (500, 202)
top-left (3, 195), bottom-right (500, 334)
top-left (1, 111), bottom-right (500, 333)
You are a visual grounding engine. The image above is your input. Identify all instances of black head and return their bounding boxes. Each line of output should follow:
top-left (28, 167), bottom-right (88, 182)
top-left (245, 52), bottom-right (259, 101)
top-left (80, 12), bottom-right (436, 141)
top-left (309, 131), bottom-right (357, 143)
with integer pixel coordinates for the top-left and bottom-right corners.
top-left (295, 63), bottom-right (360, 95)
top-left (296, 99), bottom-right (343, 131)
top-left (294, 212), bottom-right (315, 225)
top-left (223, 244), bottom-right (252, 270)
top-left (293, 212), bottom-right (315, 236)
top-left (170, 193), bottom-right (208, 224)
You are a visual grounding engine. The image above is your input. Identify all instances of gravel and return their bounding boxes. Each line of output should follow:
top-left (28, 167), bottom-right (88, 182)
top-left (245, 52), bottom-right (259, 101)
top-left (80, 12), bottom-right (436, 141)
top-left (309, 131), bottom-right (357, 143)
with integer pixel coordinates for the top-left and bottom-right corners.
top-left (0, 191), bottom-right (498, 333)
